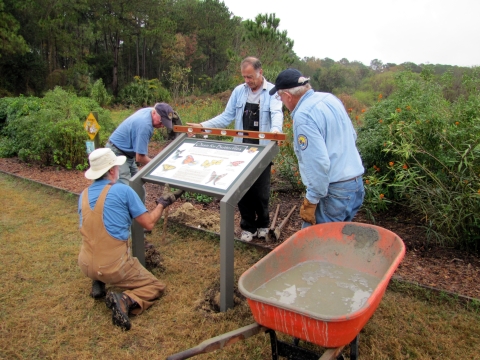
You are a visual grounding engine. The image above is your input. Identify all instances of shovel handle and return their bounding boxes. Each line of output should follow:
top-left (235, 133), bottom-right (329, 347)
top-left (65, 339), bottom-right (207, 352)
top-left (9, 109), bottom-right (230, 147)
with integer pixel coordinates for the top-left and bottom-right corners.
top-left (278, 205), bottom-right (297, 230)
top-left (270, 204), bottom-right (280, 230)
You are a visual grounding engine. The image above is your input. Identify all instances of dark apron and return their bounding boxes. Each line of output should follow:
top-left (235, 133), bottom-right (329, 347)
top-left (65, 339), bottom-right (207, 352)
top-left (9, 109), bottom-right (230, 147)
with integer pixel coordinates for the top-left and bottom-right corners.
top-left (242, 102), bottom-right (260, 145)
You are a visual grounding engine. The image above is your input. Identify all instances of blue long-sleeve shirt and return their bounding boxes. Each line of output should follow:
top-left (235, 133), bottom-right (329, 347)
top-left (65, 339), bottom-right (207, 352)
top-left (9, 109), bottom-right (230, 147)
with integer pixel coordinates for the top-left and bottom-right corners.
top-left (201, 79), bottom-right (283, 146)
top-left (291, 90), bottom-right (364, 203)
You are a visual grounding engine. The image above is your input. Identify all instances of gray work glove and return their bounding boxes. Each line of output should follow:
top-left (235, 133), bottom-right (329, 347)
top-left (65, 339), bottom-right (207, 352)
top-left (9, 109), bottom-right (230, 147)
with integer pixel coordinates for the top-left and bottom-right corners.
top-left (155, 188), bottom-right (185, 208)
top-left (156, 193), bottom-right (175, 208)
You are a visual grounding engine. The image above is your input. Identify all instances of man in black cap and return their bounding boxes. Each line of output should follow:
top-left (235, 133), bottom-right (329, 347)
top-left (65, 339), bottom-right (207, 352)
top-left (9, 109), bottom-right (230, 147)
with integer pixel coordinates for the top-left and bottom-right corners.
top-left (269, 69), bottom-right (365, 227)
top-left (106, 103), bottom-right (176, 202)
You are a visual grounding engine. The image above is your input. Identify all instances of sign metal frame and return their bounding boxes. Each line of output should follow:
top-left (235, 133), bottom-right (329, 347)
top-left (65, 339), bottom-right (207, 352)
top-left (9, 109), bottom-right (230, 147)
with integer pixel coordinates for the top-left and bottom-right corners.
top-left (129, 133), bottom-right (278, 311)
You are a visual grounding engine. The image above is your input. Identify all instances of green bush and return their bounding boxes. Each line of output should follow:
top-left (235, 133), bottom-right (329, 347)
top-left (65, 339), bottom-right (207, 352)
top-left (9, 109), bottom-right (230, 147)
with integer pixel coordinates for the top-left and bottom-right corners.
top-left (90, 78), bottom-right (112, 107)
top-left (0, 87), bottom-right (116, 169)
top-left (0, 95), bottom-right (42, 155)
top-left (118, 77), bottom-right (171, 107)
top-left (274, 110), bottom-right (305, 192)
top-left (210, 70), bottom-right (238, 94)
top-left (357, 70), bottom-right (480, 250)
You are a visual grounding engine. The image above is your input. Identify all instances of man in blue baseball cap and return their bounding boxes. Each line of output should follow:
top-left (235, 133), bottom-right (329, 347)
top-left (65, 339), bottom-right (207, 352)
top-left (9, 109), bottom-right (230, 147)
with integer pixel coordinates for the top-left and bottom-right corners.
top-left (270, 68), bottom-right (365, 227)
top-left (106, 103), bottom-right (177, 203)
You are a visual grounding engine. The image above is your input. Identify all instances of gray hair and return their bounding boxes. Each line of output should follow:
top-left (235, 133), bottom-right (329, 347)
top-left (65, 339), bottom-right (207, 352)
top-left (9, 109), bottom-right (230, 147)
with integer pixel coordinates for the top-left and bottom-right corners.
top-left (241, 57), bottom-right (262, 71)
top-left (284, 83), bottom-right (312, 97)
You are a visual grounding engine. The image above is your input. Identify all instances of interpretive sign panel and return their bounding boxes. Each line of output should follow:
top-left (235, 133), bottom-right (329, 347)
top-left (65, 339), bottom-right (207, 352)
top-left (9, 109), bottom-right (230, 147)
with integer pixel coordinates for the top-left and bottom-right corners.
top-left (144, 138), bottom-right (264, 196)
top-left (132, 134), bottom-right (278, 312)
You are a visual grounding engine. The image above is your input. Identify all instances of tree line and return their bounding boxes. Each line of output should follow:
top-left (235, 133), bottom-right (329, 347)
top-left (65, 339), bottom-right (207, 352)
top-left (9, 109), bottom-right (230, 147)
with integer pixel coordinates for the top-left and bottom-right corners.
top-left (0, 0), bottom-right (475, 104)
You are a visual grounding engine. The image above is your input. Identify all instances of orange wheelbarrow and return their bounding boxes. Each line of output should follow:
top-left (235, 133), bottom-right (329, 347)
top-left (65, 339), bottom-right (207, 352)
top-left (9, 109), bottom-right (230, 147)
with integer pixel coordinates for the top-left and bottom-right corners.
top-left (167, 222), bottom-right (405, 360)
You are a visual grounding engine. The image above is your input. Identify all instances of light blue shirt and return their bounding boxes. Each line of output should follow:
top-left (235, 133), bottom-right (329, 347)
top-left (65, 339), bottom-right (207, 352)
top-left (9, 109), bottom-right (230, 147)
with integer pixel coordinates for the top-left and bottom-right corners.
top-left (291, 90), bottom-right (364, 203)
top-left (201, 79), bottom-right (283, 146)
top-left (109, 107), bottom-right (154, 157)
top-left (78, 180), bottom-right (147, 241)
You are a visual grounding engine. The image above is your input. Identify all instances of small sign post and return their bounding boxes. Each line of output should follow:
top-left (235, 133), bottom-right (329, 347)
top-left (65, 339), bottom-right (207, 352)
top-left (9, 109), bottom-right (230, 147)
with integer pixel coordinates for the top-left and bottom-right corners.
top-left (84, 112), bottom-right (101, 153)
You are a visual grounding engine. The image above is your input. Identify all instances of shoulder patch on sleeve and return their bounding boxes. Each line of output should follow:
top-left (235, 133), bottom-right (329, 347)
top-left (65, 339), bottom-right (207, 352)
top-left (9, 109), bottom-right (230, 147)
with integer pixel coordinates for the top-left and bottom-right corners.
top-left (297, 134), bottom-right (308, 150)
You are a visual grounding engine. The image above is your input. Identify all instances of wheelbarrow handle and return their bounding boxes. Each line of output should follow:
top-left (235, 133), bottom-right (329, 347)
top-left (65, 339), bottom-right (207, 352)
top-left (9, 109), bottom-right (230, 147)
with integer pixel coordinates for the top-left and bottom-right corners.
top-left (166, 323), bottom-right (267, 360)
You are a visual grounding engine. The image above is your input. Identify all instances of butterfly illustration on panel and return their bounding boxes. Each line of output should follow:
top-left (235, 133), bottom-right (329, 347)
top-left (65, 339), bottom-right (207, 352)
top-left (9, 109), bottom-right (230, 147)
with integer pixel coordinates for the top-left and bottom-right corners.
top-left (205, 171), bottom-right (217, 184)
top-left (182, 155), bottom-right (196, 165)
top-left (172, 149), bottom-right (185, 160)
top-left (213, 173), bottom-right (227, 185)
top-left (205, 171), bottom-right (228, 186)
top-left (229, 161), bottom-right (244, 167)
top-left (162, 164), bottom-right (176, 171)
top-left (202, 159), bottom-right (223, 168)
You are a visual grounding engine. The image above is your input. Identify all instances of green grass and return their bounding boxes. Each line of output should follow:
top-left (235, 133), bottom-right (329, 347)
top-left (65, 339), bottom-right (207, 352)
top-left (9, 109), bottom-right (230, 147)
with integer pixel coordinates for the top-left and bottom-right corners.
top-left (1, 173), bottom-right (479, 359)
top-left (110, 108), bottom-right (136, 127)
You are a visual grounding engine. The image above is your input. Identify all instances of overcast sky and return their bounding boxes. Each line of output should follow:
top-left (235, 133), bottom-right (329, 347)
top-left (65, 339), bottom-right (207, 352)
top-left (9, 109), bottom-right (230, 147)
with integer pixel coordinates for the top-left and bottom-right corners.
top-left (221, 0), bottom-right (480, 67)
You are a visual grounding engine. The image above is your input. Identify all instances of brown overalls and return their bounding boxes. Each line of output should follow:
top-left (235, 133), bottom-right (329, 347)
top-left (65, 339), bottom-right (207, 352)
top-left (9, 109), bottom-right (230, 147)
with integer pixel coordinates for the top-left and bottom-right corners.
top-left (78, 184), bottom-right (166, 314)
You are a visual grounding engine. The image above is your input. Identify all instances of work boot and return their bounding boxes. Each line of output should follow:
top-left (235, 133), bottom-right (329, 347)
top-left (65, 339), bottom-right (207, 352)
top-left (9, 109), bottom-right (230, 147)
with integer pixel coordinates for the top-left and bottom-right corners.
top-left (90, 280), bottom-right (106, 299)
top-left (105, 292), bottom-right (134, 331)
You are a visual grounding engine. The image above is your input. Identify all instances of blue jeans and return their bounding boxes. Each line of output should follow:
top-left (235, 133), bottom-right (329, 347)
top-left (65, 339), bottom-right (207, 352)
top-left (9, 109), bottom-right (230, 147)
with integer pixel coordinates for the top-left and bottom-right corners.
top-left (302, 176), bottom-right (365, 229)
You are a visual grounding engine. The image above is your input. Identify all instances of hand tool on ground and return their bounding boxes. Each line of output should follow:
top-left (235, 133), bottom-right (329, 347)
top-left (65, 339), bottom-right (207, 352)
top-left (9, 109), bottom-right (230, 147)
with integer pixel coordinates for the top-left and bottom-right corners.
top-left (267, 205), bottom-right (280, 242)
top-left (267, 205), bottom-right (296, 242)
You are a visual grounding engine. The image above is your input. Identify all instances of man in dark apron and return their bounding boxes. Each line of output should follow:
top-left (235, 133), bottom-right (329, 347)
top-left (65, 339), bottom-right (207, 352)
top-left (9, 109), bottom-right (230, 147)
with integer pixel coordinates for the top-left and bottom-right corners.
top-left (186, 57), bottom-right (284, 242)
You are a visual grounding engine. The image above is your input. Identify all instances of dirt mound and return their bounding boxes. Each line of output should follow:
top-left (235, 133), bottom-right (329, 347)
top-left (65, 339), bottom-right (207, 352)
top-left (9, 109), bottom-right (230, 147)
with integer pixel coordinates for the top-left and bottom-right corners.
top-left (169, 202), bottom-right (221, 233)
top-left (145, 247), bottom-right (165, 271)
top-left (194, 283), bottom-right (244, 316)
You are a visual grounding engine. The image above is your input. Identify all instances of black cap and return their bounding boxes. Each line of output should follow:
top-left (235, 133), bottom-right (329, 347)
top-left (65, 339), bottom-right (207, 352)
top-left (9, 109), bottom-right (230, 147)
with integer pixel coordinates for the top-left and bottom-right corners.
top-left (269, 68), bottom-right (310, 95)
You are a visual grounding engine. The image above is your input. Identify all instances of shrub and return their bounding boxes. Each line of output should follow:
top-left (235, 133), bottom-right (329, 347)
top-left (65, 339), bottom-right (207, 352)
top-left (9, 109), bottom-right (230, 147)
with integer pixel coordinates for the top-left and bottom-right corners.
top-left (0, 87), bottom-right (116, 169)
top-left (90, 78), bottom-right (112, 107)
top-left (119, 77), bottom-right (171, 107)
top-left (274, 110), bottom-right (305, 192)
top-left (357, 70), bottom-right (480, 250)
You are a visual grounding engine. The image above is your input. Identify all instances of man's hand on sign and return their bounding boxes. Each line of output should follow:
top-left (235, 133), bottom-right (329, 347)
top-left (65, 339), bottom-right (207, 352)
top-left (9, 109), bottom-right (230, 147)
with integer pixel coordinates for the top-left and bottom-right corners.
top-left (270, 129), bottom-right (283, 145)
top-left (185, 123), bottom-right (202, 138)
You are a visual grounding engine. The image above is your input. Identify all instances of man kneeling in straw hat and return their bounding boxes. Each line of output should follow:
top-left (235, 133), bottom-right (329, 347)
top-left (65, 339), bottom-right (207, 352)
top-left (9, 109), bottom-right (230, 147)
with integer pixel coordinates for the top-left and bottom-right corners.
top-left (78, 148), bottom-right (183, 330)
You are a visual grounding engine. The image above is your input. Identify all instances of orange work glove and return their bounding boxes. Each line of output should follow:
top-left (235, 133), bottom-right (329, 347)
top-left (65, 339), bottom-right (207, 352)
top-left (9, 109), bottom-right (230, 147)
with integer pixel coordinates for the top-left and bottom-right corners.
top-left (300, 198), bottom-right (317, 225)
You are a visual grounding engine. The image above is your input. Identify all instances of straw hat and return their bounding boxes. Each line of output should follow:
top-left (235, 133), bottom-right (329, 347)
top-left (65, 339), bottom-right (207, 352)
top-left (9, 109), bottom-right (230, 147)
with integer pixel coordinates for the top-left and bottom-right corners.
top-left (85, 148), bottom-right (126, 180)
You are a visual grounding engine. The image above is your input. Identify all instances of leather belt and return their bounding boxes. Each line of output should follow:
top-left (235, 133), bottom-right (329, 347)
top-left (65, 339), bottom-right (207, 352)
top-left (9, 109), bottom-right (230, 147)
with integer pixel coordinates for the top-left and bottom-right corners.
top-left (331, 175), bottom-right (361, 184)
top-left (107, 141), bottom-right (134, 159)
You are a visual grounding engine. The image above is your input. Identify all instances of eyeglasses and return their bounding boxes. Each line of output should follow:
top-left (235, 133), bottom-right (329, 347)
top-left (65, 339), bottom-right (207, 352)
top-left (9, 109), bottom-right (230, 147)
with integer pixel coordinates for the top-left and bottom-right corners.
top-left (275, 91), bottom-right (283, 100)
